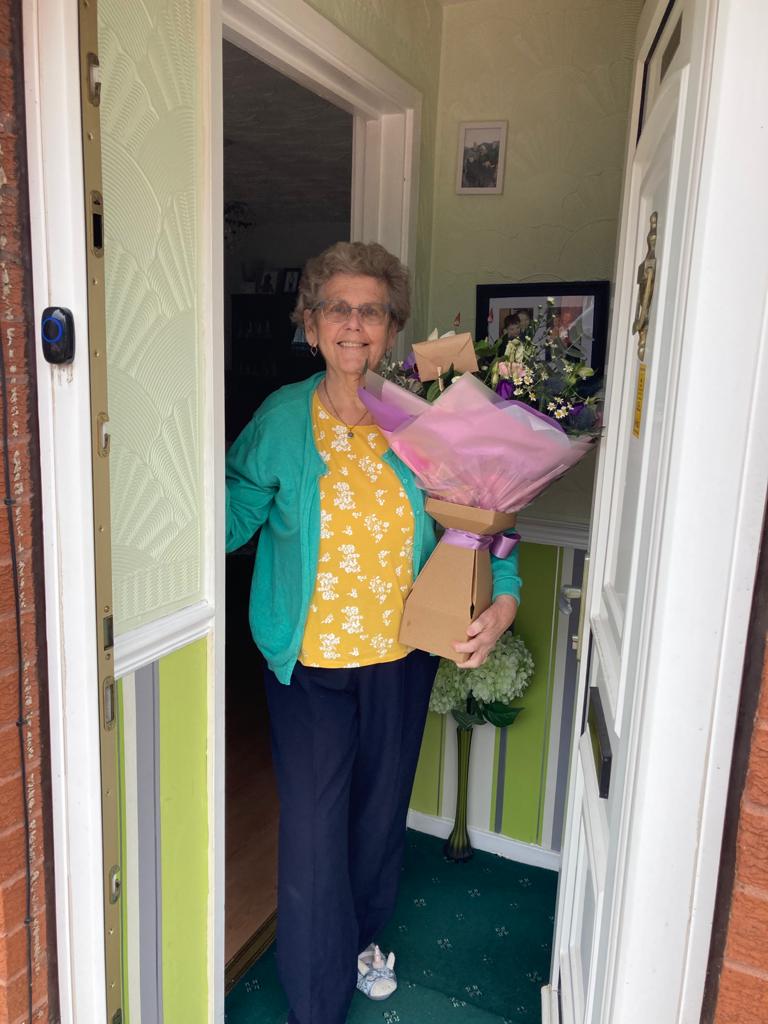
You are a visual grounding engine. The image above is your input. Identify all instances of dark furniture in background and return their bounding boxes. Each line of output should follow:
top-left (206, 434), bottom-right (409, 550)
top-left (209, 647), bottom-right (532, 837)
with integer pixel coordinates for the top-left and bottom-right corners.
top-left (226, 292), bottom-right (316, 442)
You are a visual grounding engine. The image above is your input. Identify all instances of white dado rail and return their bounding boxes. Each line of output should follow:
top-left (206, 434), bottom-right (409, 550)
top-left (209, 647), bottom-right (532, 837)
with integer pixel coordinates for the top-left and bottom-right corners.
top-left (112, 520), bottom-right (588, 679)
top-left (516, 515), bottom-right (589, 552)
top-left (114, 601), bottom-right (215, 680)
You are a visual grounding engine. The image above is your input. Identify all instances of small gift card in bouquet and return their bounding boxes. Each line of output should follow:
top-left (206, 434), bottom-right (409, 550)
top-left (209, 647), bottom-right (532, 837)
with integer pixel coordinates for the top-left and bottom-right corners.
top-left (360, 370), bottom-right (594, 661)
top-left (411, 331), bottom-right (478, 381)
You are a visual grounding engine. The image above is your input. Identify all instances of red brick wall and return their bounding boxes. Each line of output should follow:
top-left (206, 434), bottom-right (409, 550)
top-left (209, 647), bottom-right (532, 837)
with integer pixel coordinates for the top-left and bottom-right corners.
top-left (714, 639), bottom-right (768, 1022)
top-left (0, 0), bottom-right (58, 1021)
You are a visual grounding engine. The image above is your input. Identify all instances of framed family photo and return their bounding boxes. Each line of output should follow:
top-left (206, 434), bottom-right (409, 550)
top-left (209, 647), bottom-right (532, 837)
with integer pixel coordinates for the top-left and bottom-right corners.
top-left (456, 121), bottom-right (508, 195)
top-left (475, 280), bottom-right (611, 378)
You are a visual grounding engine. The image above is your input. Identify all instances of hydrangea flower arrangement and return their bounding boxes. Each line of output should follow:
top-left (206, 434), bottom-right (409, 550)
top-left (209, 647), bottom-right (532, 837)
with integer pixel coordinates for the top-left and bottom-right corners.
top-left (430, 631), bottom-right (534, 730)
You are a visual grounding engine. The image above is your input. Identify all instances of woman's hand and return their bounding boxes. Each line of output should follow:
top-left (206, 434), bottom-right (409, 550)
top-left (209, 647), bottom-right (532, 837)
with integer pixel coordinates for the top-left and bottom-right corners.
top-left (452, 595), bottom-right (519, 669)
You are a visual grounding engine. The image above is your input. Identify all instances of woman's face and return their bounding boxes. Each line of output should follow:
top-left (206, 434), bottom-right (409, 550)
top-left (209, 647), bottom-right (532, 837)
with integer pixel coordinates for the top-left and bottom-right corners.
top-left (304, 273), bottom-right (396, 379)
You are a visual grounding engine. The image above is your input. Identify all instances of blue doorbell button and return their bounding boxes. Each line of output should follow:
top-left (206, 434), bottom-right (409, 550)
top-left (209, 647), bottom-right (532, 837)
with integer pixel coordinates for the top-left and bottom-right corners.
top-left (41, 307), bottom-right (75, 364)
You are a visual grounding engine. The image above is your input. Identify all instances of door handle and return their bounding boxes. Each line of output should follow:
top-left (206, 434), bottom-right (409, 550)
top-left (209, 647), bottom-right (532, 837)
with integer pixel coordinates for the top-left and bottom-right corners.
top-left (632, 211), bottom-right (658, 361)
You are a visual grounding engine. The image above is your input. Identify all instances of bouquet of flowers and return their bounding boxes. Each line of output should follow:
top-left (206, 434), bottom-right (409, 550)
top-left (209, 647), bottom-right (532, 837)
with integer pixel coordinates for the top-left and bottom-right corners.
top-left (380, 298), bottom-right (602, 437)
top-left (360, 369), bottom-right (594, 513)
top-left (357, 306), bottom-right (601, 661)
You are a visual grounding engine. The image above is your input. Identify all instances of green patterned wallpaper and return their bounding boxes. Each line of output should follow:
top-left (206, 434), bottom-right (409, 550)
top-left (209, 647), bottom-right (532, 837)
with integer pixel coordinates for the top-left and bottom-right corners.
top-left (100, 0), bottom-right (204, 633)
top-left (429, 0), bottom-right (642, 331)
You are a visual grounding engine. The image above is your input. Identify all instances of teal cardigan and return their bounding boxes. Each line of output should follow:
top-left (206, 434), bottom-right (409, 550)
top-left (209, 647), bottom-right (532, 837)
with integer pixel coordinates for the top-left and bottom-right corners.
top-left (225, 373), bottom-right (522, 684)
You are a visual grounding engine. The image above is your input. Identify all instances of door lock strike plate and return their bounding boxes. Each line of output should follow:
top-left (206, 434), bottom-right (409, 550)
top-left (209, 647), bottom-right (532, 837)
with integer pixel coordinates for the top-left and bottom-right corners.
top-left (103, 677), bottom-right (116, 730)
top-left (109, 864), bottom-right (121, 904)
top-left (87, 52), bottom-right (102, 106)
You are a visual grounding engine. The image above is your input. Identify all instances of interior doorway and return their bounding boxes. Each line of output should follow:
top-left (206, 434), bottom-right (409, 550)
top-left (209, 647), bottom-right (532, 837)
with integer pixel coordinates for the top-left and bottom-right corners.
top-left (222, 38), bottom-right (353, 980)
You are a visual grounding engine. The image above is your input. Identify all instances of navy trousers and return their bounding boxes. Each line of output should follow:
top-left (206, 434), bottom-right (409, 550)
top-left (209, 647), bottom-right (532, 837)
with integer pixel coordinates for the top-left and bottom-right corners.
top-left (264, 649), bottom-right (438, 1024)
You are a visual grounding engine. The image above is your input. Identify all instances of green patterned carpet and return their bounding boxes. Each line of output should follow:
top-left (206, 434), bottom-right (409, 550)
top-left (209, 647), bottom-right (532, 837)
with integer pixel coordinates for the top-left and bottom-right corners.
top-left (225, 830), bottom-right (558, 1024)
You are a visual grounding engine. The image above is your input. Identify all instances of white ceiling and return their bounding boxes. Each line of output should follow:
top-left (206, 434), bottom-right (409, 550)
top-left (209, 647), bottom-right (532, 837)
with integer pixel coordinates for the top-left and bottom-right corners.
top-left (223, 40), bottom-right (353, 225)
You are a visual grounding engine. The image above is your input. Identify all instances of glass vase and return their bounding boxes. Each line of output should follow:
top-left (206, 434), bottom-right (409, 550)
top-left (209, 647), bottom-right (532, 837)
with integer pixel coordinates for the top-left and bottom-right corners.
top-left (444, 725), bottom-right (474, 862)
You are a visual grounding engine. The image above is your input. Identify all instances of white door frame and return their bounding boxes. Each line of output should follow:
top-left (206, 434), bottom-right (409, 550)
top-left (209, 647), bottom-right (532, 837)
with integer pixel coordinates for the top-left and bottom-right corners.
top-left (544, 0), bottom-right (768, 1019)
top-left (209, 2), bottom-right (421, 1016)
top-left (220, 0), bottom-right (422, 346)
top-left (22, 0), bottom-right (421, 1018)
top-left (22, 0), bottom-right (106, 1019)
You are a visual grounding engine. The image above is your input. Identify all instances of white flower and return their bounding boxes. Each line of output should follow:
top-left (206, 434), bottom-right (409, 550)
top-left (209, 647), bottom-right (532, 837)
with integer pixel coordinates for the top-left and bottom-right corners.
top-left (358, 455), bottom-right (383, 483)
top-left (330, 425), bottom-right (352, 452)
top-left (320, 509), bottom-right (334, 539)
top-left (338, 544), bottom-right (361, 574)
top-left (318, 634), bottom-right (341, 659)
top-left (368, 576), bottom-right (393, 604)
top-left (375, 489), bottom-right (387, 507)
top-left (377, 550), bottom-right (390, 568)
top-left (364, 513), bottom-right (389, 544)
top-left (370, 634), bottom-right (394, 657)
top-left (333, 481), bottom-right (356, 510)
top-left (316, 572), bottom-right (339, 601)
top-left (340, 606), bottom-right (363, 634)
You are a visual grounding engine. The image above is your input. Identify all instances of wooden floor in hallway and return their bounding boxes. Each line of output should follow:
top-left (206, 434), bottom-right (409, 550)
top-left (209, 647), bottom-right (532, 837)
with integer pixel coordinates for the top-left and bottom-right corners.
top-left (226, 549), bottom-right (279, 965)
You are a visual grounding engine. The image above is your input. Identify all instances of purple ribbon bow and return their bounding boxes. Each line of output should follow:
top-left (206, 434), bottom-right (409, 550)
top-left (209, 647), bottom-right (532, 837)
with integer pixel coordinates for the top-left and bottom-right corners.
top-left (442, 528), bottom-right (520, 558)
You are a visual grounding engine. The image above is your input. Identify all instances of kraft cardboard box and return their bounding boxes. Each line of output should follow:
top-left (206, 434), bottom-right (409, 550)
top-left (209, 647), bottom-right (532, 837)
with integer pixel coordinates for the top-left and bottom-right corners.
top-left (398, 498), bottom-right (517, 663)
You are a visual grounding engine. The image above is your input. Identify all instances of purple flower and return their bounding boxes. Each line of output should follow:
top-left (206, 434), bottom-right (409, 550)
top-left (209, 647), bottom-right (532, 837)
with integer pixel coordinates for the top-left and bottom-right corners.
top-left (402, 351), bottom-right (420, 380)
top-left (496, 380), bottom-right (515, 400)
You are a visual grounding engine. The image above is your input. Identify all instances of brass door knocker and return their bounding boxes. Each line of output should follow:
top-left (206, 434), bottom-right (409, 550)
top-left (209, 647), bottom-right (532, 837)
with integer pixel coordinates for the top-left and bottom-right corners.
top-left (632, 212), bottom-right (658, 361)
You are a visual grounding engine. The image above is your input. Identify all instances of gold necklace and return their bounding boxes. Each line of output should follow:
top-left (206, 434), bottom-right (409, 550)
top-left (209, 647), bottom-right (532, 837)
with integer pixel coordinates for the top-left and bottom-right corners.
top-left (321, 381), bottom-right (368, 438)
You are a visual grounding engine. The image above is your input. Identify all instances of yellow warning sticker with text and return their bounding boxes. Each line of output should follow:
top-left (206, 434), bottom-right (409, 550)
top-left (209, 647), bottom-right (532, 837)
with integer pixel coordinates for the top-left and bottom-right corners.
top-left (633, 363), bottom-right (647, 439)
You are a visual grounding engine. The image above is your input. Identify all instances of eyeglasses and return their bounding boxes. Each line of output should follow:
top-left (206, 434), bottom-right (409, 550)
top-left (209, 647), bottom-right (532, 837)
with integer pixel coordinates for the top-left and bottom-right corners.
top-left (313, 299), bottom-right (392, 326)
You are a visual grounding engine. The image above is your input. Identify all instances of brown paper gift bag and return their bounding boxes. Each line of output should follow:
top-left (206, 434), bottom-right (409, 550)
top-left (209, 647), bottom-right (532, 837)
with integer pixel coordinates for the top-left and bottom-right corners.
top-left (411, 332), bottom-right (479, 381)
top-left (398, 498), bottom-right (517, 663)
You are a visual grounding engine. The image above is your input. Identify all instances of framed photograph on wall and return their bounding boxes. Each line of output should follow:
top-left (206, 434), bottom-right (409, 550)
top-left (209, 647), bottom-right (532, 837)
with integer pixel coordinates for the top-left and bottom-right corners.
top-left (475, 280), bottom-right (611, 379)
top-left (283, 268), bottom-right (301, 293)
top-left (456, 121), bottom-right (508, 195)
top-left (257, 268), bottom-right (280, 295)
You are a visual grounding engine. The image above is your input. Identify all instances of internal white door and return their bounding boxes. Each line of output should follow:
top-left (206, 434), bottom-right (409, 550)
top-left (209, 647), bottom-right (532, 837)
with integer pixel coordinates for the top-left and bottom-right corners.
top-left (543, 0), bottom-right (716, 1020)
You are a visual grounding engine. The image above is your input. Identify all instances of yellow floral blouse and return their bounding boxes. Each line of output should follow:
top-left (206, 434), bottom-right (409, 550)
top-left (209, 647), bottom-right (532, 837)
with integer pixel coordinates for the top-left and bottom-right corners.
top-left (300, 391), bottom-right (414, 668)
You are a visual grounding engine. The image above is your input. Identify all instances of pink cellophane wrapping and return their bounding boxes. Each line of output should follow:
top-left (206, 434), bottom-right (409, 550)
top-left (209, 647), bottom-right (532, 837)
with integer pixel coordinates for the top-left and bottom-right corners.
top-left (360, 371), bottom-right (593, 513)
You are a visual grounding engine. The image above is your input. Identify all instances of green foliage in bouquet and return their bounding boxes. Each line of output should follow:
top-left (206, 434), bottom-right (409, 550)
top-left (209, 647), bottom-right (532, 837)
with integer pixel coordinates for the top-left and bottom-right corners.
top-left (380, 298), bottom-right (602, 436)
top-left (429, 631), bottom-right (535, 730)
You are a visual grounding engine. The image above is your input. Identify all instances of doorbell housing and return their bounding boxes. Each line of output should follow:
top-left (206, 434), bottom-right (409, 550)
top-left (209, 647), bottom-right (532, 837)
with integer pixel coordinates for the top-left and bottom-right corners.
top-left (41, 307), bottom-right (75, 365)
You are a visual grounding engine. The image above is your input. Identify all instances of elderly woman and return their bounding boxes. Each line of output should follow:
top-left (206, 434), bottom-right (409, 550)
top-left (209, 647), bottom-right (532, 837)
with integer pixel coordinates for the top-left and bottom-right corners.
top-left (225, 241), bottom-right (521, 1024)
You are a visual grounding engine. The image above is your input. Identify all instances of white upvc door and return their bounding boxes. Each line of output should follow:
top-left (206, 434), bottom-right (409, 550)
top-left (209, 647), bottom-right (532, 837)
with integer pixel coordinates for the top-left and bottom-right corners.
top-left (544, 0), bottom-right (768, 1021)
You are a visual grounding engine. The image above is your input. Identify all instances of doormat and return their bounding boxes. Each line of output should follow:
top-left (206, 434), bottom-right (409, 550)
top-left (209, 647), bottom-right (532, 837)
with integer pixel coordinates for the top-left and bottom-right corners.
top-left (225, 829), bottom-right (558, 1024)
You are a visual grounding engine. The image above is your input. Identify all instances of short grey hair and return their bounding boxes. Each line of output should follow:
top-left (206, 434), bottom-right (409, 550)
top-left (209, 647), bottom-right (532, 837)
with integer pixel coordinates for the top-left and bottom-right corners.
top-left (291, 241), bottom-right (411, 332)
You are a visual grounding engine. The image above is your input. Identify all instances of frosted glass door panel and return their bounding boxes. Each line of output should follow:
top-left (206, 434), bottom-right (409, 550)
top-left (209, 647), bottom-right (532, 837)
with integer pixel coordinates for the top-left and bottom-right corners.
top-left (100, 0), bottom-right (204, 633)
